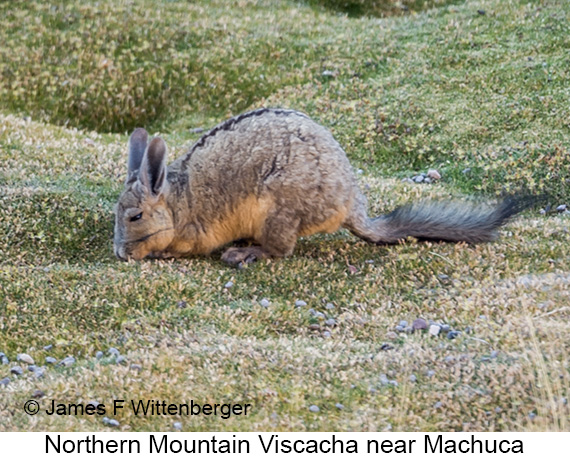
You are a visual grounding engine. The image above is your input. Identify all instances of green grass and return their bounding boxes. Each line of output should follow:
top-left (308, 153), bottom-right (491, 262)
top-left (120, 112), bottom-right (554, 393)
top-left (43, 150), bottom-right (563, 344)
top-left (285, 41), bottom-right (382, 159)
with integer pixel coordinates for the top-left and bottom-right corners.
top-left (0, 0), bottom-right (569, 432)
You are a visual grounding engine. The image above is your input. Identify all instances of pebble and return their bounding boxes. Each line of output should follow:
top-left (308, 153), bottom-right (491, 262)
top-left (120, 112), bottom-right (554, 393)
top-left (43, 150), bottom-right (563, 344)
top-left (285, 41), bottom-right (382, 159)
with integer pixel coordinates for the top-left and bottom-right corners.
top-left (325, 303), bottom-right (335, 310)
top-left (177, 300), bottom-right (188, 309)
top-left (32, 390), bottom-right (45, 398)
top-left (322, 70), bottom-right (334, 78)
top-left (103, 417), bottom-right (120, 427)
top-left (224, 281), bottom-right (234, 289)
top-left (395, 325), bottom-right (405, 332)
top-left (95, 351), bottom-right (104, 360)
top-left (556, 204), bottom-right (567, 213)
top-left (429, 324), bottom-right (441, 336)
top-left (386, 331), bottom-right (398, 340)
top-left (413, 175), bottom-right (424, 183)
top-left (190, 127), bottom-right (204, 134)
top-left (295, 300), bottom-right (307, 308)
top-left (399, 320), bottom-right (408, 328)
top-left (380, 343), bottom-right (393, 351)
top-left (409, 374), bottom-right (417, 383)
top-left (379, 374), bottom-right (389, 385)
top-left (325, 318), bottom-right (336, 327)
top-left (529, 412), bottom-right (537, 420)
top-left (309, 405), bottom-right (320, 413)
top-left (1, 355), bottom-right (8, 364)
top-left (427, 169), bottom-right (441, 180)
top-left (59, 356), bottom-right (75, 367)
top-left (17, 354), bottom-right (34, 365)
top-left (108, 348), bottom-right (120, 357)
top-left (35, 367), bottom-right (46, 378)
top-left (130, 364), bottom-right (142, 372)
top-left (322, 331), bottom-right (332, 338)
top-left (495, 407), bottom-right (502, 413)
top-left (116, 355), bottom-right (126, 364)
top-left (440, 324), bottom-right (450, 333)
top-left (424, 177), bottom-right (432, 184)
top-left (0, 377), bottom-right (10, 386)
top-left (462, 167), bottom-right (471, 174)
top-left (447, 330), bottom-right (460, 340)
top-left (490, 350), bottom-right (499, 358)
top-left (335, 403), bottom-right (344, 410)
top-left (46, 357), bottom-right (57, 364)
top-left (260, 298), bottom-right (270, 308)
top-left (28, 365), bottom-right (37, 372)
top-left (43, 345), bottom-right (53, 351)
top-left (413, 318), bottom-right (428, 330)
top-left (173, 422), bottom-right (183, 430)
top-left (427, 370), bottom-right (436, 378)
top-left (308, 324), bottom-right (320, 331)
top-left (434, 401), bottom-right (443, 409)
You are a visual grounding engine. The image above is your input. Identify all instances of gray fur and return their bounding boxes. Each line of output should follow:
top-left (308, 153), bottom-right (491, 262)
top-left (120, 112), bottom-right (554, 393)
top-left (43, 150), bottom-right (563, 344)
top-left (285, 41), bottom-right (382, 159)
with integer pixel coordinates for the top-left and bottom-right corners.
top-left (114, 108), bottom-right (530, 265)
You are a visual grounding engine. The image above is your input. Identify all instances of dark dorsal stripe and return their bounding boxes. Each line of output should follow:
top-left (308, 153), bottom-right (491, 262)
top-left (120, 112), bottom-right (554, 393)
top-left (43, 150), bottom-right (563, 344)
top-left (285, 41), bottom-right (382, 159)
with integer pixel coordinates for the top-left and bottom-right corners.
top-left (181, 108), bottom-right (308, 168)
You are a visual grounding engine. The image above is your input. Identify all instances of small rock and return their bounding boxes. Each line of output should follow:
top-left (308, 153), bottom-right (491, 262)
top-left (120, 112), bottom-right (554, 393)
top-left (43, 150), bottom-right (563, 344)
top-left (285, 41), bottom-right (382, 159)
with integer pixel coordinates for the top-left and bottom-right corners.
top-left (325, 303), bottom-right (335, 310)
top-left (477, 9), bottom-right (486, 15)
top-left (295, 300), bottom-right (307, 308)
top-left (260, 298), bottom-right (270, 308)
top-left (177, 300), bottom-right (187, 309)
top-left (495, 407), bottom-right (502, 413)
top-left (490, 350), bottom-right (499, 358)
top-left (173, 422), bottom-right (183, 430)
top-left (322, 70), bottom-right (335, 78)
top-left (28, 365), bottom-right (37, 372)
top-left (103, 417), bottom-right (120, 427)
top-left (10, 366), bottom-right (24, 376)
top-left (309, 405), bottom-right (320, 413)
top-left (17, 354), bottom-right (34, 365)
top-left (130, 363), bottom-right (142, 372)
top-left (32, 390), bottom-right (45, 398)
top-left (325, 318), bottom-right (336, 327)
top-left (314, 311), bottom-right (325, 319)
top-left (95, 351), bottom-right (104, 360)
top-left (380, 343), bottom-right (393, 351)
top-left (414, 175), bottom-right (424, 183)
top-left (447, 330), bottom-right (461, 340)
top-left (429, 324), bottom-right (441, 336)
top-left (440, 324), bottom-right (451, 333)
top-left (43, 345), bottom-right (53, 351)
top-left (379, 374), bottom-right (389, 385)
top-left (409, 374), bottom-right (417, 383)
top-left (190, 127), bottom-right (204, 134)
top-left (427, 370), bottom-right (436, 378)
top-left (413, 318), bottom-right (428, 330)
top-left (116, 355), bottom-right (126, 364)
top-left (386, 331), bottom-right (398, 340)
top-left (34, 367), bottom-right (46, 378)
top-left (434, 401), bottom-right (443, 409)
top-left (348, 264), bottom-right (358, 274)
top-left (58, 356), bottom-right (75, 367)
top-left (399, 320), bottom-right (408, 328)
top-left (1, 355), bottom-right (8, 365)
top-left (46, 356), bottom-right (57, 364)
top-left (224, 281), bottom-right (234, 289)
top-left (556, 204), bottom-right (567, 213)
top-left (322, 331), bottom-right (332, 338)
top-left (335, 403), bottom-right (344, 410)
top-left (395, 325), bottom-right (405, 332)
top-left (529, 412), bottom-right (536, 420)
top-left (308, 324), bottom-right (320, 331)
top-left (108, 348), bottom-right (120, 357)
top-left (462, 167), bottom-right (471, 174)
top-left (424, 177), bottom-right (432, 184)
top-left (0, 377), bottom-right (10, 386)
top-left (427, 169), bottom-right (441, 180)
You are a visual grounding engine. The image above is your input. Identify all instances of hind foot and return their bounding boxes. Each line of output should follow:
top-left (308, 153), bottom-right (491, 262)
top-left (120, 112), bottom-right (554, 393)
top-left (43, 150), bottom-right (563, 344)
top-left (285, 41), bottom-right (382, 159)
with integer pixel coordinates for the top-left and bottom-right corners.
top-left (221, 246), bottom-right (268, 267)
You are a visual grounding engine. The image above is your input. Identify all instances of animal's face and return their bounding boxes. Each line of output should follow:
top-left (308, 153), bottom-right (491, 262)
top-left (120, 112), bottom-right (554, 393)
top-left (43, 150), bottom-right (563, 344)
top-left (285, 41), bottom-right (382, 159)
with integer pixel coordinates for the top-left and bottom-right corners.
top-left (113, 129), bottom-right (174, 261)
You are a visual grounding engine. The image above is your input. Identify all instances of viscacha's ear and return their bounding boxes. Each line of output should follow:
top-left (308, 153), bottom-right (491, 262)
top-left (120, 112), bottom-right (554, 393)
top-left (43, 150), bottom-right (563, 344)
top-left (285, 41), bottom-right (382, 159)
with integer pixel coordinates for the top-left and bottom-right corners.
top-left (139, 137), bottom-right (168, 197)
top-left (127, 128), bottom-right (148, 182)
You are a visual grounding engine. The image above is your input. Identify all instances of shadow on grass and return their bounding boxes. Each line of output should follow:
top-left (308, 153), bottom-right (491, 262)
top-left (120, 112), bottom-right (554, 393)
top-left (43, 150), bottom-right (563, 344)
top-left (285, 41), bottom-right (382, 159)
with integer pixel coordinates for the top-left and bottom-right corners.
top-left (303, 0), bottom-right (462, 18)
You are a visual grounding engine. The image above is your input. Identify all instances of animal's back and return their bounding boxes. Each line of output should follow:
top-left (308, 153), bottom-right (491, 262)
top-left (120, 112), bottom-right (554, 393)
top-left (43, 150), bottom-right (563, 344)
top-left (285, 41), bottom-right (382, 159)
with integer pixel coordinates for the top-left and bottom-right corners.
top-left (171, 109), bottom-right (358, 250)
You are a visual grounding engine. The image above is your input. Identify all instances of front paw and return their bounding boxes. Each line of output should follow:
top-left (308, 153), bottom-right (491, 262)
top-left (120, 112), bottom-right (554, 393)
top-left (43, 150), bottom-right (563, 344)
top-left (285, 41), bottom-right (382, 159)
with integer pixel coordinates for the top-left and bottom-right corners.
top-left (221, 247), bottom-right (259, 267)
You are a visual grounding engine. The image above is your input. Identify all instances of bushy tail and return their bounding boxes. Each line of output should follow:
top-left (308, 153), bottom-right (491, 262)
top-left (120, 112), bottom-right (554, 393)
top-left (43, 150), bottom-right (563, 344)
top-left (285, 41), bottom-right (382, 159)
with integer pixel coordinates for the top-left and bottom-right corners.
top-left (345, 196), bottom-right (538, 244)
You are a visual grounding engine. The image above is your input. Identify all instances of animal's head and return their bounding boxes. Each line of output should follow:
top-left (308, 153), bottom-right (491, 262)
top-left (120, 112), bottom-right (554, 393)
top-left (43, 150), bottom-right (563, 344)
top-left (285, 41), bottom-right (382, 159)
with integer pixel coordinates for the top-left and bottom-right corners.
top-left (114, 128), bottom-right (175, 260)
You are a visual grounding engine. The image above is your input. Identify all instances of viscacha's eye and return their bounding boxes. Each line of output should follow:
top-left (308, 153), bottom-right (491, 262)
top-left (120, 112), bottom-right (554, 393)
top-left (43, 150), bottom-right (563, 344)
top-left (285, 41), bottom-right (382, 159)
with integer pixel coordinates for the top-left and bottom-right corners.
top-left (130, 212), bottom-right (143, 222)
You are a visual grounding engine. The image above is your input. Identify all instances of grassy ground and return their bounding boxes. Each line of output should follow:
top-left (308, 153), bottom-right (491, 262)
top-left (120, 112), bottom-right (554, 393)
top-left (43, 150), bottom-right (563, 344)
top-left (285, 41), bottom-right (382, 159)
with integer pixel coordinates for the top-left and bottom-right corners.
top-left (0, 0), bottom-right (569, 432)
